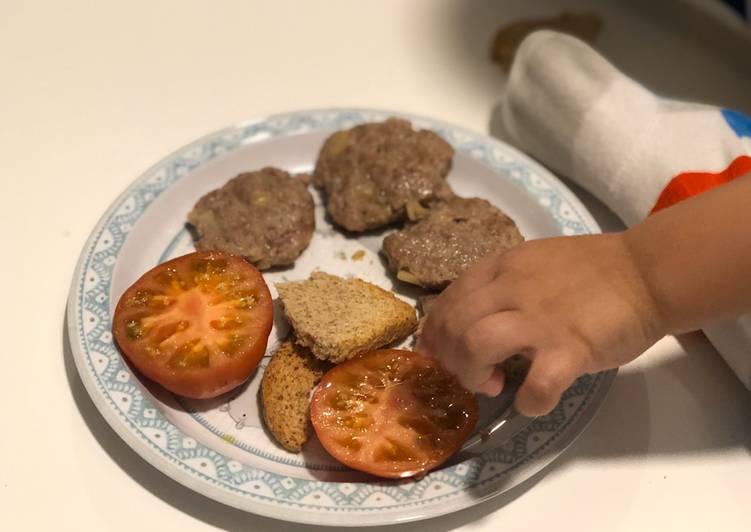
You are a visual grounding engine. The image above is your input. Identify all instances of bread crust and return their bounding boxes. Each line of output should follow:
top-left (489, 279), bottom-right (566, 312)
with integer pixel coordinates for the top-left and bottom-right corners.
top-left (260, 340), bottom-right (332, 452)
top-left (276, 272), bottom-right (418, 363)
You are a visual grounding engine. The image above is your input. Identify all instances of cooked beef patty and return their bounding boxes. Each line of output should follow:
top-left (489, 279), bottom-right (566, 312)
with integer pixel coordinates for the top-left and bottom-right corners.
top-left (187, 167), bottom-right (315, 270)
top-left (383, 197), bottom-right (524, 289)
top-left (313, 118), bottom-right (454, 232)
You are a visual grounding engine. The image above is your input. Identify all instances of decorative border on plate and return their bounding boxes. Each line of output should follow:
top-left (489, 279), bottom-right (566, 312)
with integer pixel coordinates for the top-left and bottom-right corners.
top-left (70, 109), bottom-right (612, 521)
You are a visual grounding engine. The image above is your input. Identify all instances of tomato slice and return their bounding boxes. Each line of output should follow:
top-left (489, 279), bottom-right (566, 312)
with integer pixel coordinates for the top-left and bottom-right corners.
top-left (112, 251), bottom-right (273, 399)
top-left (310, 349), bottom-right (478, 479)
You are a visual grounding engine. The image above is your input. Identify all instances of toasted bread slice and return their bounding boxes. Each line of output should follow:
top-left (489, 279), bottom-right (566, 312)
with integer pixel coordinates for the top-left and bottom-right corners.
top-left (260, 340), bottom-right (332, 452)
top-left (276, 272), bottom-right (418, 363)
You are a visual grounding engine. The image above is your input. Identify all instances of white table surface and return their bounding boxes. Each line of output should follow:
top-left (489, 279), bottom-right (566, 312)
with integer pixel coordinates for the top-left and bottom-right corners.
top-left (2, 1), bottom-right (750, 530)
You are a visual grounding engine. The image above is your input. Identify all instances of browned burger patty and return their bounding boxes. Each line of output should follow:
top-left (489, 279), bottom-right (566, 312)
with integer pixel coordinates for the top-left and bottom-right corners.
top-left (187, 167), bottom-right (315, 270)
top-left (313, 118), bottom-right (455, 232)
top-left (383, 197), bottom-right (524, 290)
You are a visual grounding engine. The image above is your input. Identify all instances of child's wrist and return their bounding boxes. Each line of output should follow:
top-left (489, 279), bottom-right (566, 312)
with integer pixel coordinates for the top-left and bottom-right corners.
top-left (619, 229), bottom-right (670, 339)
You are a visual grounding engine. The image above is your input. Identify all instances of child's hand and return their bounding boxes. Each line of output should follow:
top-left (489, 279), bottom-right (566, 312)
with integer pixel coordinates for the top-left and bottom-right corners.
top-left (416, 233), bottom-right (664, 417)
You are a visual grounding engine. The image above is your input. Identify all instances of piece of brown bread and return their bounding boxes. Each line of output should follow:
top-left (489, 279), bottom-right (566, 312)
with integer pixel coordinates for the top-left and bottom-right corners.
top-left (276, 272), bottom-right (418, 363)
top-left (260, 340), bottom-right (332, 452)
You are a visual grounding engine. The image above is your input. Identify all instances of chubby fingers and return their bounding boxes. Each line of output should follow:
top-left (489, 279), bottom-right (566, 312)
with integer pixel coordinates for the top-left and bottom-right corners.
top-left (419, 277), bottom-right (517, 363)
top-left (420, 311), bottom-right (538, 395)
top-left (427, 251), bottom-right (507, 319)
top-left (417, 306), bottom-right (589, 417)
top-left (514, 348), bottom-right (586, 417)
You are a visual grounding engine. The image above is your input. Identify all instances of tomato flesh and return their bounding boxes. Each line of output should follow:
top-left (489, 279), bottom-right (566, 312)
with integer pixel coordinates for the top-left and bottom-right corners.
top-left (112, 251), bottom-right (273, 399)
top-left (310, 349), bottom-right (478, 478)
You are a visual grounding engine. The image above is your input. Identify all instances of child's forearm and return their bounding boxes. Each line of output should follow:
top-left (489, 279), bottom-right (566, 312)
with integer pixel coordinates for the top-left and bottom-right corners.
top-left (418, 173), bottom-right (751, 415)
top-left (624, 173), bottom-right (751, 335)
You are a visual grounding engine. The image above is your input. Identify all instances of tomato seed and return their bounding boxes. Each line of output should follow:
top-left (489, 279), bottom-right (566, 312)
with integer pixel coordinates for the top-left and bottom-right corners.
top-left (191, 258), bottom-right (227, 275)
top-left (228, 290), bottom-right (257, 310)
top-left (398, 415), bottom-right (436, 436)
top-left (416, 432), bottom-right (442, 449)
top-left (374, 439), bottom-right (418, 463)
top-left (151, 320), bottom-right (183, 345)
top-left (352, 392), bottom-right (379, 404)
top-left (337, 371), bottom-right (363, 390)
top-left (339, 413), bottom-right (373, 430)
top-left (220, 333), bottom-right (248, 355)
top-left (336, 436), bottom-right (363, 452)
top-left (327, 390), bottom-right (354, 411)
top-left (125, 289), bottom-right (154, 308)
top-left (144, 345), bottom-right (161, 357)
top-left (209, 315), bottom-right (245, 330)
top-left (168, 339), bottom-right (210, 369)
top-left (125, 319), bottom-right (144, 339)
top-left (154, 267), bottom-right (190, 290)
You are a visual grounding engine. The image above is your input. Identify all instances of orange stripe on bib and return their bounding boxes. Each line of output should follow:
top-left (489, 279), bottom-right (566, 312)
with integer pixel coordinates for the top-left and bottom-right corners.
top-left (650, 155), bottom-right (751, 215)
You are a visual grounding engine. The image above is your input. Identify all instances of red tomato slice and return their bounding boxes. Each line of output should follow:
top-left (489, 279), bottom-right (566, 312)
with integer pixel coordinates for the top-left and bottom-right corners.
top-left (310, 349), bottom-right (478, 479)
top-left (112, 251), bottom-right (273, 399)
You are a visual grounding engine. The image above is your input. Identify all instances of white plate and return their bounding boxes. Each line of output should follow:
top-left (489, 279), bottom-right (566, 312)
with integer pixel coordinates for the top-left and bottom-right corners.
top-left (67, 108), bottom-right (615, 526)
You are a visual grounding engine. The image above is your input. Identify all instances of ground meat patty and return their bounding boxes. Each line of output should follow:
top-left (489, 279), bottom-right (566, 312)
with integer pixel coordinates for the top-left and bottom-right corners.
top-left (313, 118), bottom-right (455, 232)
top-left (187, 167), bottom-right (314, 270)
top-left (383, 197), bottom-right (524, 290)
